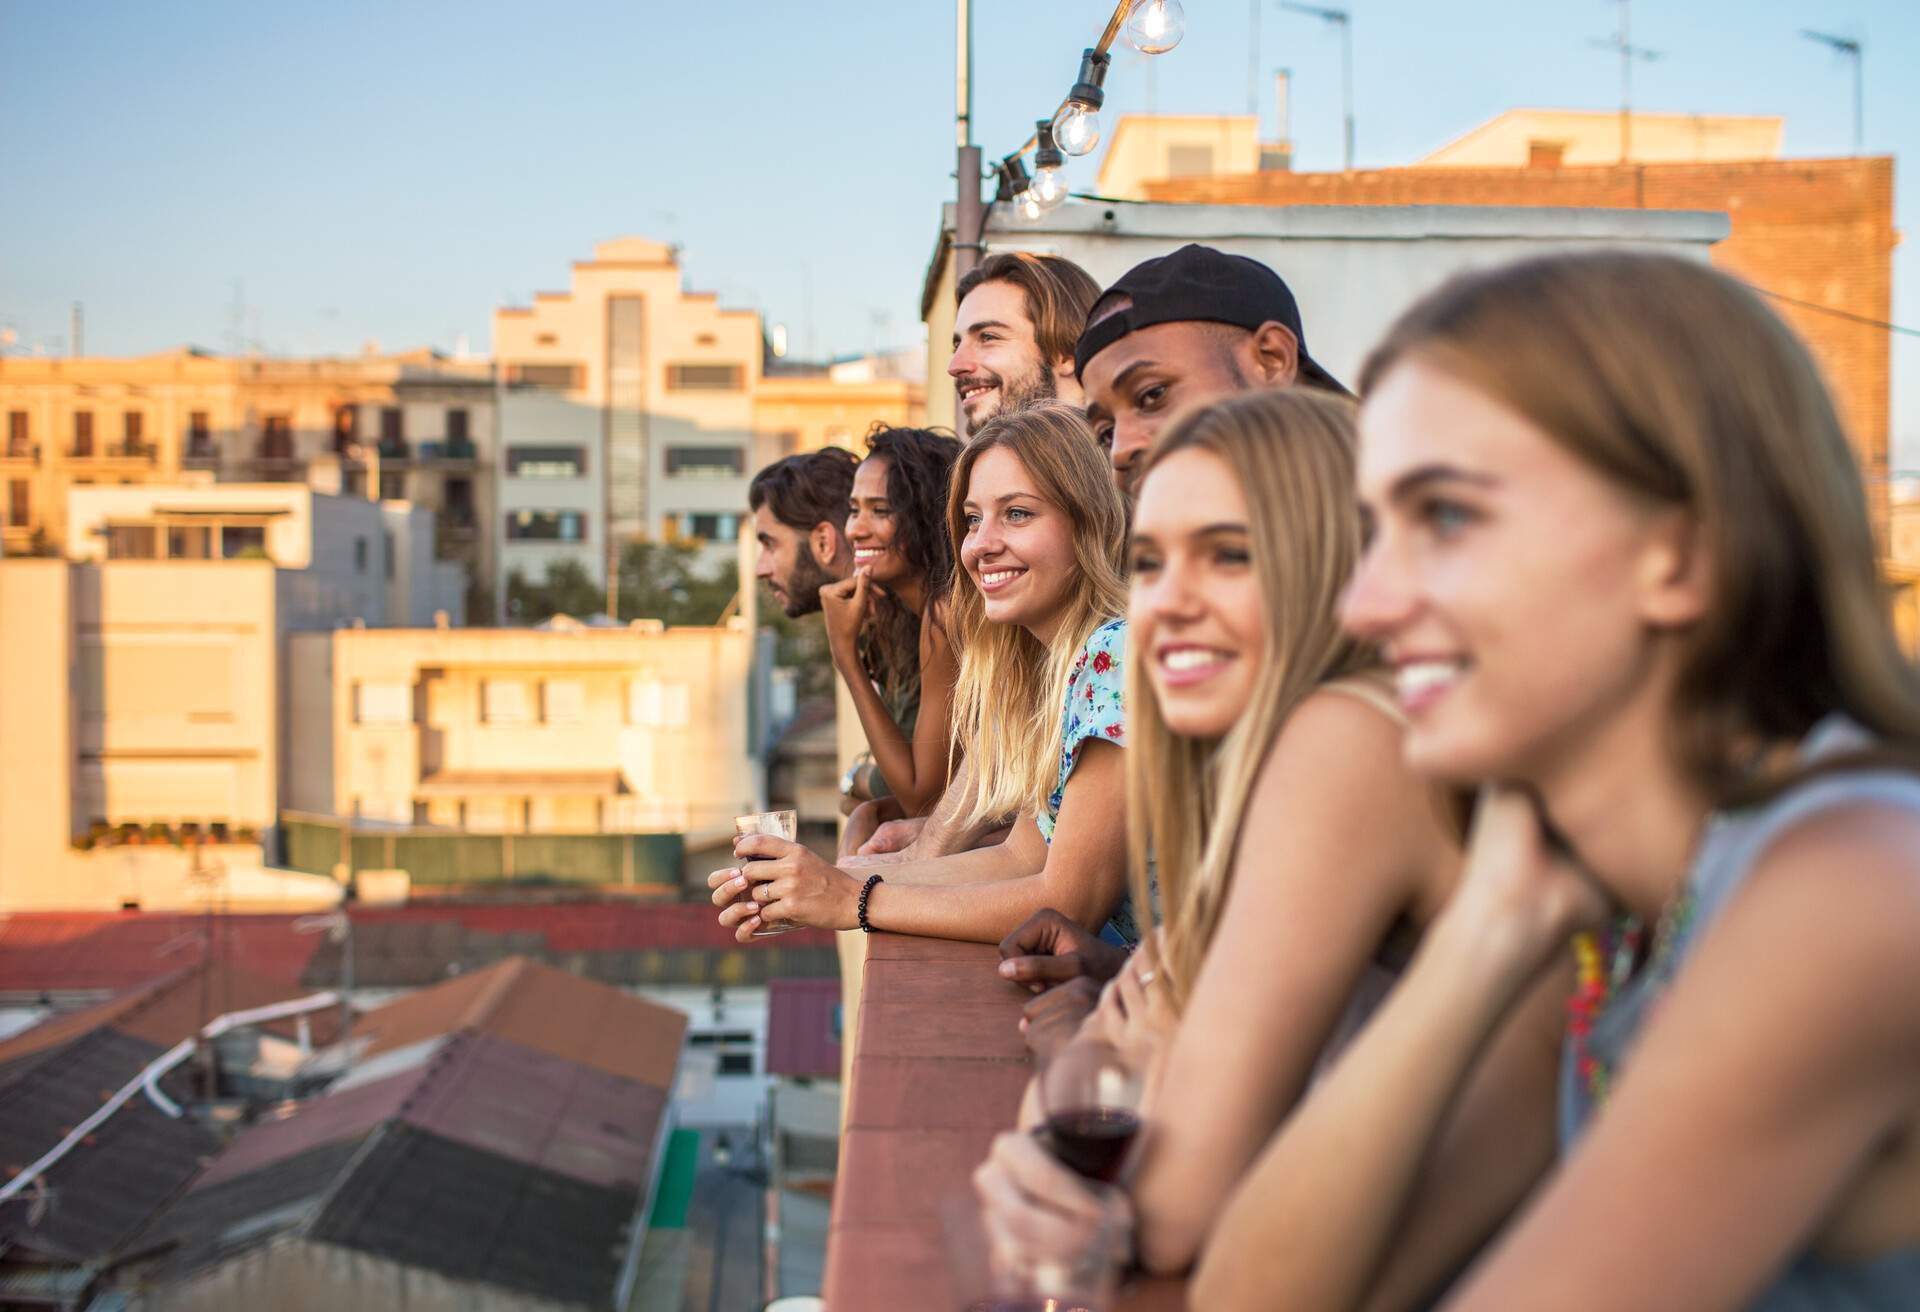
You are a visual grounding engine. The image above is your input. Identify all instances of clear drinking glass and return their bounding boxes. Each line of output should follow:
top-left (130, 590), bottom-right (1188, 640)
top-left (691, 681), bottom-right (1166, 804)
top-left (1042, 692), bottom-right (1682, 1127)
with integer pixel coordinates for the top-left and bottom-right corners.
top-left (734, 808), bottom-right (798, 938)
top-left (941, 1188), bottom-right (1122, 1312)
top-left (1037, 1038), bottom-right (1146, 1185)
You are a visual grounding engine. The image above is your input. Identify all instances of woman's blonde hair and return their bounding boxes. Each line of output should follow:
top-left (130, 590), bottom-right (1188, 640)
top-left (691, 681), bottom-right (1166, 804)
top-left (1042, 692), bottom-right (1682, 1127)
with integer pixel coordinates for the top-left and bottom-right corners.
top-left (1360, 250), bottom-right (1920, 798)
top-left (1126, 390), bottom-right (1376, 1004)
top-left (946, 405), bottom-right (1129, 830)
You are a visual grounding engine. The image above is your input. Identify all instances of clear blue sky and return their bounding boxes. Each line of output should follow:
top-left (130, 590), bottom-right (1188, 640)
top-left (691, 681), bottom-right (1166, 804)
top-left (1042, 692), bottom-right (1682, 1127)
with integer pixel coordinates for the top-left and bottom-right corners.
top-left (3, 1), bottom-right (1914, 459)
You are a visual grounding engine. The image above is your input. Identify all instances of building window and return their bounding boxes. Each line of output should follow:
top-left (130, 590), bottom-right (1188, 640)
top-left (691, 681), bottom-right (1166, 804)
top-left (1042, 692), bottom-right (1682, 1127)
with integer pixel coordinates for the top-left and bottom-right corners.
top-left (506, 362), bottom-right (583, 390)
top-left (665, 445), bottom-right (746, 479)
top-left (379, 471), bottom-right (405, 501)
top-left (482, 679), bottom-right (532, 725)
top-left (384, 531), bottom-right (395, 580)
top-left (506, 509), bottom-right (586, 541)
top-left (355, 537), bottom-right (369, 572)
top-left (72, 410), bottom-right (94, 457)
top-left (123, 410), bottom-right (145, 447)
top-left (628, 678), bottom-right (690, 728)
top-left (688, 1030), bottom-right (756, 1077)
top-left (677, 512), bottom-right (738, 542)
top-left (1167, 144), bottom-right (1216, 177)
top-left (543, 679), bottom-right (586, 725)
top-left (506, 445), bottom-right (585, 479)
top-left (665, 363), bottom-right (744, 391)
top-left (167, 525), bottom-right (212, 559)
top-left (332, 405), bottom-right (358, 454)
top-left (261, 414), bottom-right (293, 460)
top-left (7, 411), bottom-right (27, 456)
top-left (221, 525), bottom-right (267, 559)
top-left (447, 408), bottom-right (470, 444)
top-left (106, 525), bottom-right (158, 559)
top-left (354, 680), bottom-right (412, 725)
top-left (188, 411), bottom-right (213, 458)
top-left (379, 407), bottom-right (404, 453)
top-left (445, 477), bottom-right (475, 527)
top-left (7, 479), bottom-right (27, 526)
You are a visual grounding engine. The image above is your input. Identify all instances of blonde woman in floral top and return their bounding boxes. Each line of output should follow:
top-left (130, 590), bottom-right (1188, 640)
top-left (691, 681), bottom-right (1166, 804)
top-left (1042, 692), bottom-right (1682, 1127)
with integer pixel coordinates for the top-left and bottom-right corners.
top-left (710, 405), bottom-right (1136, 946)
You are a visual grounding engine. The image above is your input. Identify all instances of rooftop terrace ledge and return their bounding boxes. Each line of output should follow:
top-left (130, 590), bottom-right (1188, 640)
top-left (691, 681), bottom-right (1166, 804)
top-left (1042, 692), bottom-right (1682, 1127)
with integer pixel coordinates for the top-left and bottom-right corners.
top-left (823, 930), bottom-right (1184, 1310)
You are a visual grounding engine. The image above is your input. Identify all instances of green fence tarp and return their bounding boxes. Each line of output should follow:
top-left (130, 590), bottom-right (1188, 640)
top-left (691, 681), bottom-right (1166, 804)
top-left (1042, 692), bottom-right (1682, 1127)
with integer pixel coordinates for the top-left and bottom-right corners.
top-left (648, 1128), bottom-right (702, 1230)
top-left (282, 818), bottom-right (682, 888)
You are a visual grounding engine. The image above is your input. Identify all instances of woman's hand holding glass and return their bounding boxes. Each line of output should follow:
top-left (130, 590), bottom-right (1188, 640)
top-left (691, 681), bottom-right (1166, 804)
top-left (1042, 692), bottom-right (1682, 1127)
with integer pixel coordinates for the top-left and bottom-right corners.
top-left (707, 834), bottom-right (865, 943)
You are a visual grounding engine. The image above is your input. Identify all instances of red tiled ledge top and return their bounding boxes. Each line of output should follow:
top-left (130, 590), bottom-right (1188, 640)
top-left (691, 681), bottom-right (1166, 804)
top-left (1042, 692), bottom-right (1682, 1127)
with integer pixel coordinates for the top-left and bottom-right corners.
top-left (823, 931), bottom-right (1184, 1311)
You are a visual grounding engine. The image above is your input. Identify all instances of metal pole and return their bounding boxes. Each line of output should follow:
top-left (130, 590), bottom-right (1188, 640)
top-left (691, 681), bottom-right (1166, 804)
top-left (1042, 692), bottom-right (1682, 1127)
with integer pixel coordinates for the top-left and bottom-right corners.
top-left (1619, 0), bottom-right (1631, 163)
top-left (1340, 15), bottom-right (1354, 170)
top-left (955, 0), bottom-right (982, 281)
top-left (1249, 0), bottom-right (1261, 118)
top-left (1853, 46), bottom-right (1864, 155)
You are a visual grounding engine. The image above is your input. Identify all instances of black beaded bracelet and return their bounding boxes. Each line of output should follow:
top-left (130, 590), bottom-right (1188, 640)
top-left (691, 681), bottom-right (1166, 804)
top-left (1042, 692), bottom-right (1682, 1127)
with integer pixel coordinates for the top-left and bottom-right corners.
top-left (857, 873), bottom-right (884, 934)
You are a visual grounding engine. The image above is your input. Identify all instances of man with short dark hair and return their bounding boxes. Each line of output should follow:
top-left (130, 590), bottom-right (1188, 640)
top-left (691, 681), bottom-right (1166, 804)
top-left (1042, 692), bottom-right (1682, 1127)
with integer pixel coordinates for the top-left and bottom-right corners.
top-left (950, 251), bottom-right (1102, 431)
top-left (1077, 243), bottom-right (1349, 495)
top-left (747, 447), bottom-right (858, 617)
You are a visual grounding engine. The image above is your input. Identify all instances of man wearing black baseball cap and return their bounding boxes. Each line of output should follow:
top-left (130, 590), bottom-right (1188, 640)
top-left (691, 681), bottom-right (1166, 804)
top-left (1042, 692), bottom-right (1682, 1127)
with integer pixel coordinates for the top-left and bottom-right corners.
top-left (1076, 243), bottom-right (1349, 495)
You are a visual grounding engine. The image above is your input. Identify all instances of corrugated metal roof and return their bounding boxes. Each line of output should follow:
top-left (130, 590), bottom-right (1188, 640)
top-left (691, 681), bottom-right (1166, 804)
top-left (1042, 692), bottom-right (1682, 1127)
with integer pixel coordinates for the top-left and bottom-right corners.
top-left (189, 1031), bottom-right (670, 1195)
top-left (0, 905), bottom-right (838, 997)
top-left (352, 956), bottom-right (687, 1089)
top-left (766, 977), bottom-right (843, 1078)
top-left (0, 914), bottom-right (322, 994)
top-left (0, 1029), bottom-right (218, 1264)
top-left (310, 1124), bottom-right (636, 1309)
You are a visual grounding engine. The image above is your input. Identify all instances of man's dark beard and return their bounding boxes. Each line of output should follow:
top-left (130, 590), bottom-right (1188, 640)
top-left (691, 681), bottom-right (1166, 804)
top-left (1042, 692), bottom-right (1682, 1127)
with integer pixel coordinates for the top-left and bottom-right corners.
top-left (995, 357), bottom-right (1057, 417)
top-left (778, 549), bottom-right (842, 618)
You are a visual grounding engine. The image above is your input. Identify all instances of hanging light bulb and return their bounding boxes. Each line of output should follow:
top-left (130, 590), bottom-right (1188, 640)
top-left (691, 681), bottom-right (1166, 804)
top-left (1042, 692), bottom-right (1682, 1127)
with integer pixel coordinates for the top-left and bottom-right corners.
top-left (1028, 119), bottom-right (1069, 210)
top-left (1125, 0), bottom-right (1185, 54)
top-left (1016, 189), bottom-right (1047, 222)
top-left (1029, 168), bottom-right (1070, 209)
top-left (1052, 49), bottom-right (1110, 157)
top-left (1052, 102), bottom-right (1101, 157)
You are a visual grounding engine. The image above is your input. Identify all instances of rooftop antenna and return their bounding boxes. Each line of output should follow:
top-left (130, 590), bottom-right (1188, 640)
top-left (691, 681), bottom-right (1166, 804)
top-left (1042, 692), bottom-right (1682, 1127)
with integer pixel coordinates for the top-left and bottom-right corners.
top-left (1589, 0), bottom-right (1661, 163)
top-left (1278, 4), bottom-right (1353, 171)
top-left (1801, 29), bottom-right (1864, 155)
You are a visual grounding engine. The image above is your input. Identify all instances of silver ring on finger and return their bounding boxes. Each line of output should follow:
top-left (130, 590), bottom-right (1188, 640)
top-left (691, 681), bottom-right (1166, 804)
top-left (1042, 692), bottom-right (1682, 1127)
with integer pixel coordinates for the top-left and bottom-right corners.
top-left (755, 884), bottom-right (777, 903)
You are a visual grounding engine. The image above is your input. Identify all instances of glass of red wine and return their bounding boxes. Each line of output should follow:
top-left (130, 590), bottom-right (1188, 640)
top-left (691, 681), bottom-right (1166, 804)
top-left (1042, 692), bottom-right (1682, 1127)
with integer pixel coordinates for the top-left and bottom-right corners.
top-left (1037, 1038), bottom-right (1145, 1185)
top-left (941, 1186), bottom-right (1123, 1312)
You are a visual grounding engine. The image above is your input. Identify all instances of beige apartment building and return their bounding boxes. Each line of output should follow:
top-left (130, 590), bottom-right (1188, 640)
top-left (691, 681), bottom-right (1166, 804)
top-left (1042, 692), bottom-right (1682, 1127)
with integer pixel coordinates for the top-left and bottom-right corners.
top-left (492, 237), bottom-right (765, 605)
top-left (282, 614), bottom-right (760, 891)
top-left (0, 349), bottom-right (498, 617)
top-left (0, 557), bottom-right (338, 912)
top-left (754, 355), bottom-right (928, 461)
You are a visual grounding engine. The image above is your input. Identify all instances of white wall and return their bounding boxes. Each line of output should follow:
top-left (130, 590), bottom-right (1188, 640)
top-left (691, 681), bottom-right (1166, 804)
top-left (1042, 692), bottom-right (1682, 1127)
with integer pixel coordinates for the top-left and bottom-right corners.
top-left (924, 201), bottom-right (1729, 430)
top-left (497, 390), bottom-right (604, 603)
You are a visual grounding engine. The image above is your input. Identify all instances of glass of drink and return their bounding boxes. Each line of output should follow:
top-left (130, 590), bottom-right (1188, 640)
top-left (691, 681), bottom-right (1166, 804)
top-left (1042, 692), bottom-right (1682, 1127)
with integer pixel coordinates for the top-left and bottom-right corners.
top-left (734, 809), bottom-right (798, 938)
top-left (1038, 1038), bottom-right (1145, 1185)
top-left (941, 1188), bottom-right (1121, 1312)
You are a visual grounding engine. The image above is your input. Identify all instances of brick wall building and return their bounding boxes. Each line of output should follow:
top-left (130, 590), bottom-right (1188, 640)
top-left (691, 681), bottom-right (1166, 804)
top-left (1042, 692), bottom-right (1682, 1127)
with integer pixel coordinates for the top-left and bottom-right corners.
top-left (1145, 156), bottom-right (1897, 539)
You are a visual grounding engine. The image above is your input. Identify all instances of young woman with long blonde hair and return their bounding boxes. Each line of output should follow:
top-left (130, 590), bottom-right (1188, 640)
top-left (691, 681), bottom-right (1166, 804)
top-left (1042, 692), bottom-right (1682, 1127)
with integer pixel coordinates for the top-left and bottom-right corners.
top-left (710, 405), bottom-right (1139, 944)
top-left (1198, 250), bottom-right (1920, 1311)
top-left (975, 389), bottom-right (1465, 1275)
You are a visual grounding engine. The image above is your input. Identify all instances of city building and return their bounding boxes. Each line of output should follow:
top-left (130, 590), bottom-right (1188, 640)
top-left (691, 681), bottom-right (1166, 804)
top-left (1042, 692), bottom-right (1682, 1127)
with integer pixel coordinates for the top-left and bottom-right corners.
top-left (491, 237), bottom-right (763, 608)
top-left (64, 481), bottom-right (463, 629)
top-left (1112, 107), bottom-right (1894, 539)
top-left (753, 349), bottom-right (929, 461)
top-left (0, 349), bottom-right (499, 618)
top-left (282, 611), bottom-right (762, 893)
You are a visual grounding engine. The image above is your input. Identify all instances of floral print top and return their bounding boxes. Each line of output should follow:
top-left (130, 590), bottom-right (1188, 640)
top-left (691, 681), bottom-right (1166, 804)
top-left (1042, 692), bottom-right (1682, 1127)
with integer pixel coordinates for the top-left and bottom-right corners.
top-left (1039, 617), bottom-right (1128, 844)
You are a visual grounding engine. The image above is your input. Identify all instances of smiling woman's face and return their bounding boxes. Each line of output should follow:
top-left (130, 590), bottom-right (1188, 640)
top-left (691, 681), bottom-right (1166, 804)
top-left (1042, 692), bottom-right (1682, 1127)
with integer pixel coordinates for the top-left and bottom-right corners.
top-left (1129, 447), bottom-right (1264, 738)
top-left (1340, 358), bottom-right (1696, 785)
top-left (960, 445), bottom-right (1077, 642)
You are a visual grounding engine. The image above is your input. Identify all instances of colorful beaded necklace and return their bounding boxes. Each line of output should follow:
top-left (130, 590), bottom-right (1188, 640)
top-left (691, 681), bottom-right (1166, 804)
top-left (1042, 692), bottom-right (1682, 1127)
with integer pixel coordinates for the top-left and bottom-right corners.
top-left (1567, 890), bottom-right (1697, 1106)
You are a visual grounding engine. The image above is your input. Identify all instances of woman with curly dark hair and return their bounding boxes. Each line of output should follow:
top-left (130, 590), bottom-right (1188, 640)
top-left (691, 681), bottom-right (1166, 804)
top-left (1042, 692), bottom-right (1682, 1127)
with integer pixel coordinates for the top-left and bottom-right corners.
top-left (821, 424), bottom-right (963, 826)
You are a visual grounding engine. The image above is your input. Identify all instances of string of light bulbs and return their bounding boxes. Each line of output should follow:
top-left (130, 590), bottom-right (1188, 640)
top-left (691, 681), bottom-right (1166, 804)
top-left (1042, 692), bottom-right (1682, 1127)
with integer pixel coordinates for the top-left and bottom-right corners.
top-left (991, 0), bottom-right (1187, 221)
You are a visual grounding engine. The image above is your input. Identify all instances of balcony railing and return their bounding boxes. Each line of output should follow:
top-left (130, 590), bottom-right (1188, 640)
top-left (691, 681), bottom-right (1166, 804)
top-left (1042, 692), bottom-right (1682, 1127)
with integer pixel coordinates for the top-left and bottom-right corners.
top-left (1, 442), bottom-right (38, 464)
top-left (68, 442), bottom-right (156, 462)
top-left (825, 932), bottom-right (1185, 1310)
top-left (182, 443), bottom-right (218, 466)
